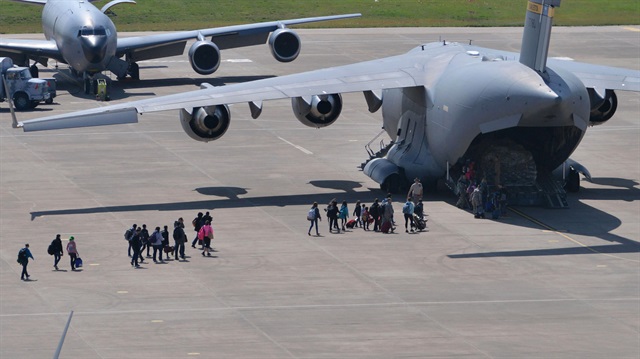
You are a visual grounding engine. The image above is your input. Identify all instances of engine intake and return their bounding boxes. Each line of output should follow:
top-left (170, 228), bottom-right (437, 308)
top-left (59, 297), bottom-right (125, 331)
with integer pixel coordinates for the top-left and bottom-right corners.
top-left (180, 105), bottom-right (230, 142)
top-left (292, 94), bottom-right (342, 128)
top-left (268, 28), bottom-right (301, 63)
top-left (188, 40), bottom-right (221, 75)
top-left (588, 88), bottom-right (617, 126)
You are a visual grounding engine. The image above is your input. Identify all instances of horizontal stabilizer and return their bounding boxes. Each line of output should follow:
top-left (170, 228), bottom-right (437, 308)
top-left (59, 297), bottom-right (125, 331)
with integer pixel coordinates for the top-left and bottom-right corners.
top-left (19, 108), bottom-right (139, 132)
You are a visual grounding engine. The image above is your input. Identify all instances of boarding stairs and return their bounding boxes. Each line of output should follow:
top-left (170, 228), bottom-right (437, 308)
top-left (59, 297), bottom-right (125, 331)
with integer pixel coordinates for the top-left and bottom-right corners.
top-left (359, 129), bottom-right (394, 170)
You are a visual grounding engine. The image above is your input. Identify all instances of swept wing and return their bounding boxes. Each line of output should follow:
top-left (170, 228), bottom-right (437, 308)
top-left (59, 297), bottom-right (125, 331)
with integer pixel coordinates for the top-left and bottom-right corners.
top-left (115, 14), bottom-right (361, 61)
top-left (18, 46), bottom-right (430, 131)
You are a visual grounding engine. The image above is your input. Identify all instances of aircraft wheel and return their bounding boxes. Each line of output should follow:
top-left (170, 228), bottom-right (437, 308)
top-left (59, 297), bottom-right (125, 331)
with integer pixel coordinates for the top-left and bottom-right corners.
top-left (565, 168), bottom-right (580, 193)
top-left (29, 64), bottom-right (39, 78)
top-left (129, 63), bottom-right (139, 80)
top-left (381, 174), bottom-right (402, 194)
top-left (13, 92), bottom-right (30, 111)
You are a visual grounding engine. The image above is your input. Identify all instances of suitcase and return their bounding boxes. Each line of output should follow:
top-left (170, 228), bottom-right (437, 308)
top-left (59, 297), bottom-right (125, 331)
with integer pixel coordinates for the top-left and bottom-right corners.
top-left (380, 220), bottom-right (392, 233)
top-left (345, 219), bottom-right (357, 229)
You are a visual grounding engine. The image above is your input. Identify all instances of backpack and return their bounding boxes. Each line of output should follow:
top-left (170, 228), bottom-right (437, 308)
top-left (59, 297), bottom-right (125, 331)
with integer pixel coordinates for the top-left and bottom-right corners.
top-left (307, 208), bottom-right (316, 221)
top-left (124, 228), bottom-right (132, 241)
top-left (402, 202), bottom-right (411, 214)
top-left (173, 227), bottom-right (181, 241)
top-left (17, 248), bottom-right (27, 264)
top-left (47, 243), bottom-right (55, 255)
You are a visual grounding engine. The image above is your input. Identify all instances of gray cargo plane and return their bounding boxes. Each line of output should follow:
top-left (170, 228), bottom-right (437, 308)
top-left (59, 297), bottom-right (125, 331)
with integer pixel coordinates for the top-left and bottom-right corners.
top-left (0, 0), bottom-right (359, 92)
top-left (14, 0), bottom-right (640, 207)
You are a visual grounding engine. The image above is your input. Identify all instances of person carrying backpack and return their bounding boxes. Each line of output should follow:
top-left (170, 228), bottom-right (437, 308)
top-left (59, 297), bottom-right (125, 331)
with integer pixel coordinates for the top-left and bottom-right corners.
top-left (191, 212), bottom-right (204, 248)
top-left (402, 198), bottom-right (415, 233)
top-left (18, 243), bottom-right (34, 280)
top-left (307, 202), bottom-right (322, 236)
top-left (125, 224), bottom-right (137, 257)
top-left (49, 234), bottom-right (64, 270)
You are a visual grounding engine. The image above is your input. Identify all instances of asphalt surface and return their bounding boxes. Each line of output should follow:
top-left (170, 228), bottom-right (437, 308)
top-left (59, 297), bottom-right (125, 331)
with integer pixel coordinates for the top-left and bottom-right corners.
top-left (1, 27), bottom-right (639, 358)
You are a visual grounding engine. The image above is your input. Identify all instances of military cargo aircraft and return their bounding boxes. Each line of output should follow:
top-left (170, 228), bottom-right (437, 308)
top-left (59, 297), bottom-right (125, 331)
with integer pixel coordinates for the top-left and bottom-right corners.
top-left (0, 0), bottom-right (359, 92)
top-left (14, 0), bottom-right (640, 207)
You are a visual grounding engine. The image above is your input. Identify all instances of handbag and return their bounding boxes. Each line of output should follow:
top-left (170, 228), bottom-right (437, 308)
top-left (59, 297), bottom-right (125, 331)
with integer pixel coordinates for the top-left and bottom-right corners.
top-left (74, 257), bottom-right (83, 268)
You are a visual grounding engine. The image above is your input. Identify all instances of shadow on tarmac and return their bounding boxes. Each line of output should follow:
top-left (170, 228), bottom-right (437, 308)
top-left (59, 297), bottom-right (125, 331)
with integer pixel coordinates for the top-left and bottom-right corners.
top-left (27, 180), bottom-right (640, 257)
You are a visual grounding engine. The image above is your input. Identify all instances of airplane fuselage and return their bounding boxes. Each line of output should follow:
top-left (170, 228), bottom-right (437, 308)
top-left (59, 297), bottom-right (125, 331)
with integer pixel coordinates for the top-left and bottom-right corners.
top-left (42, 0), bottom-right (117, 75)
top-left (380, 42), bottom-right (589, 184)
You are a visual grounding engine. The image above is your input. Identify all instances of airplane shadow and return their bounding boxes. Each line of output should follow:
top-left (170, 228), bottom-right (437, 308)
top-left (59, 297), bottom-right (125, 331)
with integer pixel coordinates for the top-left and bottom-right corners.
top-left (27, 179), bottom-right (639, 258)
top-left (448, 179), bottom-right (640, 259)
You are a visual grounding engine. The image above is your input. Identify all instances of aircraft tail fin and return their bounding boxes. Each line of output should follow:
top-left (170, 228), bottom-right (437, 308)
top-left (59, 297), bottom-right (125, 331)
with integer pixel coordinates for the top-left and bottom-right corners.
top-left (519, 0), bottom-right (561, 74)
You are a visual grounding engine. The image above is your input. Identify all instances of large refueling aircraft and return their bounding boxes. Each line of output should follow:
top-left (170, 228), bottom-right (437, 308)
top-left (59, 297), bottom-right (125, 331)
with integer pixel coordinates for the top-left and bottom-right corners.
top-left (14, 0), bottom-right (640, 207)
top-left (0, 0), bottom-right (359, 92)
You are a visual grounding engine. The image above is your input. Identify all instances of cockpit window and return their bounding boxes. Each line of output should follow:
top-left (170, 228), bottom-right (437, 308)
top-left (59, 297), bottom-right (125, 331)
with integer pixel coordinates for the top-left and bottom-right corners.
top-left (78, 26), bottom-right (107, 37)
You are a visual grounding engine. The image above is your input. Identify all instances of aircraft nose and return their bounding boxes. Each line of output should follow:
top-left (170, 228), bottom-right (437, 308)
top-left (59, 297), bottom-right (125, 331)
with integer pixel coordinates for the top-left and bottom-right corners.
top-left (81, 36), bottom-right (108, 64)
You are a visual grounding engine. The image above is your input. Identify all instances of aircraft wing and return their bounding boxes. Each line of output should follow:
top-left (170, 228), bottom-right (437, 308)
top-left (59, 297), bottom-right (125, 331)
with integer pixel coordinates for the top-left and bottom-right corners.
top-left (116, 14), bottom-right (361, 61)
top-left (465, 45), bottom-right (640, 93)
top-left (0, 38), bottom-right (62, 64)
top-left (18, 50), bottom-right (427, 132)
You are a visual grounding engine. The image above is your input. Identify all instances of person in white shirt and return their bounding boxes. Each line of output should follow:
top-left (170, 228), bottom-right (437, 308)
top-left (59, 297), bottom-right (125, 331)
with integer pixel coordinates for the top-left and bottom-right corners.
top-left (407, 178), bottom-right (423, 204)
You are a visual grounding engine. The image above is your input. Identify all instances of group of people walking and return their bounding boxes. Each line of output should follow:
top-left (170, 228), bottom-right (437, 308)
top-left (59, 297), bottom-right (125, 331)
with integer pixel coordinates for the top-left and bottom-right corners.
top-left (307, 180), bottom-right (427, 236)
top-left (125, 211), bottom-right (215, 268)
top-left (17, 234), bottom-right (80, 280)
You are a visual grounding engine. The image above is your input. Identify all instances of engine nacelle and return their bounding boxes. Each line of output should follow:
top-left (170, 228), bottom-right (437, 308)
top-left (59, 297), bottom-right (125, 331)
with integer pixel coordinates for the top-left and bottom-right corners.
top-left (179, 105), bottom-right (230, 142)
top-left (188, 40), bottom-right (221, 75)
top-left (588, 88), bottom-right (617, 126)
top-left (292, 94), bottom-right (342, 128)
top-left (268, 28), bottom-right (301, 63)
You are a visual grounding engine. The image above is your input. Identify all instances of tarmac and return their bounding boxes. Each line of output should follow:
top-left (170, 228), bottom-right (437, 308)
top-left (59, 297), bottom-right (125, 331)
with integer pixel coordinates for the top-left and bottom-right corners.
top-left (1, 27), bottom-right (639, 358)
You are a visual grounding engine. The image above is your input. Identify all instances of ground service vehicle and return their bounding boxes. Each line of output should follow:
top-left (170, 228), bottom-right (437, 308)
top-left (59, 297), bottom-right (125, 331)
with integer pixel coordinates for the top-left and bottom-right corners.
top-left (1, 57), bottom-right (55, 111)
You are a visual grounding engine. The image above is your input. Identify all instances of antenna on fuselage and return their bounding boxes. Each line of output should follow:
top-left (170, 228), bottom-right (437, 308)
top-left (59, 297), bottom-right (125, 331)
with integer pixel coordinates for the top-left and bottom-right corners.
top-left (519, 0), bottom-right (561, 74)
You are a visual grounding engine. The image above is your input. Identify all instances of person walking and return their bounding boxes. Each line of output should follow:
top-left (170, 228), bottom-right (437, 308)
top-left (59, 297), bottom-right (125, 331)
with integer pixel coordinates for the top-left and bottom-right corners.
top-left (191, 212), bottom-right (204, 248)
top-left (130, 227), bottom-right (143, 268)
top-left (353, 200), bottom-right (362, 228)
top-left (361, 206), bottom-right (370, 231)
top-left (161, 225), bottom-right (170, 258)
top-left (407, 177), bottom-right (423, 204)
top-left (338, 201), bottom-right (349, 231)
top-left (66, 236), bottom-right (79, 271)
top-left (370, 199), bottom-right (381, 232)
top-left (199, 220), bottom-right (214, 256)
top-left (326, 199), bottom-right (339, 233)
top-left (126, 224), bottom-right (137, 257)
top-left (150, 227), bottom-right (164, 263)
top-left (18, 243), bottom-right (34, 280)
top-left (307, 202), bottom-right (322, 236)
top-left (402, 198), bottom-right (415, 232)
top-left (140, 224), bottom-right (151, 258)
top-left (51, 234), bottom-right (64, 270)
top-left (173, 220), bottom-right (186, 260)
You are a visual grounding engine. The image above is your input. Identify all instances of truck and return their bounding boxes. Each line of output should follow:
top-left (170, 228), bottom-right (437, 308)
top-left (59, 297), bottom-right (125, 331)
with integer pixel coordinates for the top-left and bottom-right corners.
top-left (1, 57), bottom-right (56, 111)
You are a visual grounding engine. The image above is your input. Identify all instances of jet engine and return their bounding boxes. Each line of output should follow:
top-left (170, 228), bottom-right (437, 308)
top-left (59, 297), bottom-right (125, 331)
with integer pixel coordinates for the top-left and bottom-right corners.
top-left (179, 105), bottom-right (230, 142)
top-left (292, 94), bottom-right (342, 128)
top-left (588, 88), bottom-right (617, 126)
top-left (268, 28), bottom-right (301, 63)
top-left (188, 40), bottom-right (221, 75)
